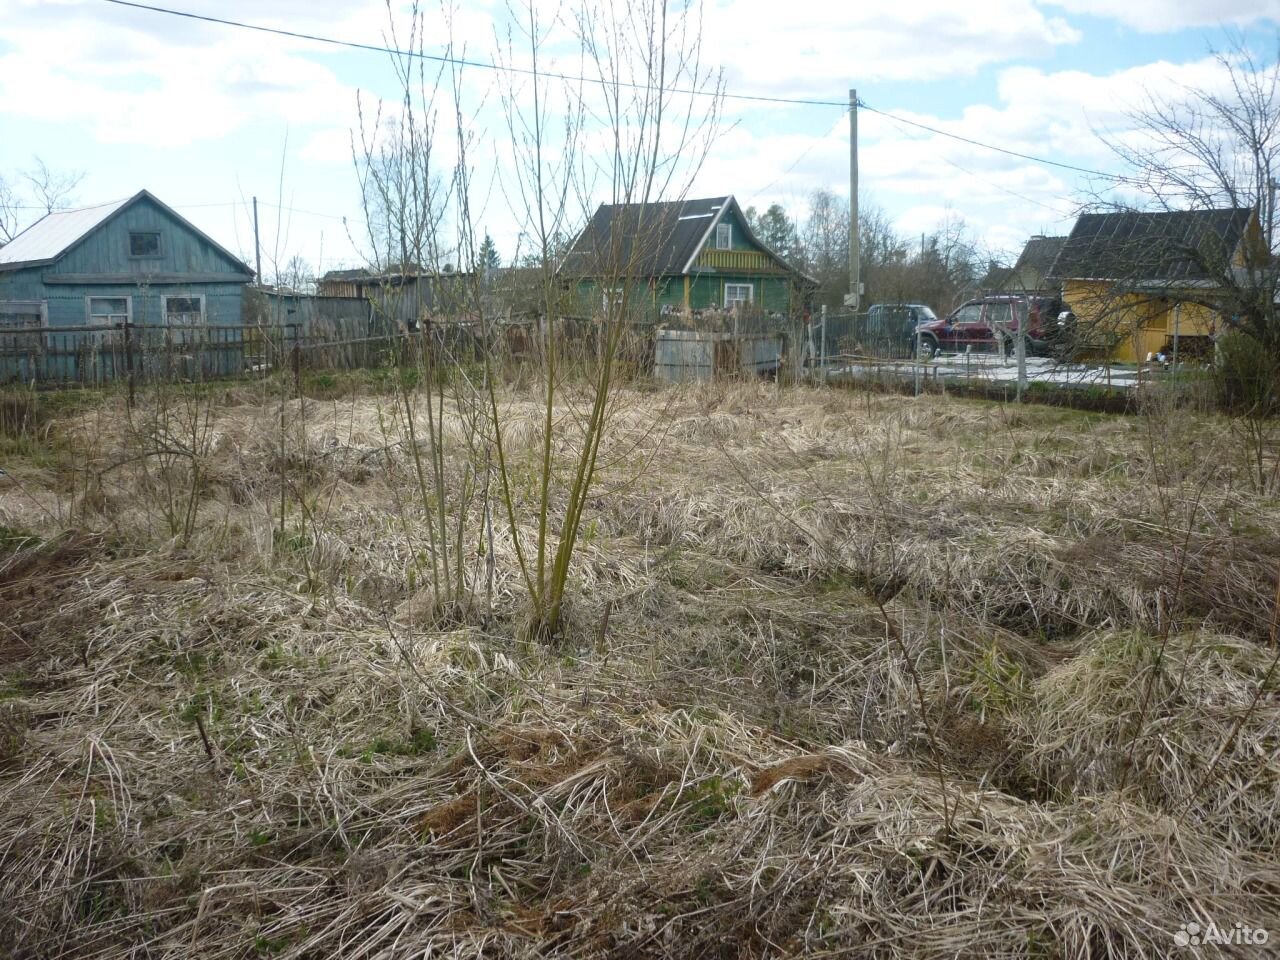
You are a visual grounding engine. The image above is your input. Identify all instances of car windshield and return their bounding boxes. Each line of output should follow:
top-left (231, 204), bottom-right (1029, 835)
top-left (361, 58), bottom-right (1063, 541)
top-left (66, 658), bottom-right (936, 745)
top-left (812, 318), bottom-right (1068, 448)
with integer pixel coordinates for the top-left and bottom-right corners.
top-left (916, 306), bottom-right (937, 321)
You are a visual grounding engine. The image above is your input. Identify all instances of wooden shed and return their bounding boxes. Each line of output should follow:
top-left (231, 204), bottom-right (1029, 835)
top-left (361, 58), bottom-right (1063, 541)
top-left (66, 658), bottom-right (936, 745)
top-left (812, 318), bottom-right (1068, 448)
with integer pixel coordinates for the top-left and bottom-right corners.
top-left (653, 328), bottom-right (782, 383)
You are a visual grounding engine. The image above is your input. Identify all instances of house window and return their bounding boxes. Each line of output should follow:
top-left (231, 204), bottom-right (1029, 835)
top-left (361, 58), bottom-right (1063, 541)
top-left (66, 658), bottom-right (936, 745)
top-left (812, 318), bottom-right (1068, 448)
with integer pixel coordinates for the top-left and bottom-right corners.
top-left (88, 296), bottom-right (130, 327)
top-left (164, 295), bottom-right (206, 344)
top-left (602, 287), bottom-right (624, 312)
top-left (164, 295), bottom-right (205, 325)
top-left (724, 283), bottom-right (753, 308)
top-left (0, 300), bottom-right (46, 353)
top-left (129, 232), bottom-right (162, 257)
top-left (87, 296), bottom-right (129, 344)
top-left (715, 223), bottom-right (732, 250)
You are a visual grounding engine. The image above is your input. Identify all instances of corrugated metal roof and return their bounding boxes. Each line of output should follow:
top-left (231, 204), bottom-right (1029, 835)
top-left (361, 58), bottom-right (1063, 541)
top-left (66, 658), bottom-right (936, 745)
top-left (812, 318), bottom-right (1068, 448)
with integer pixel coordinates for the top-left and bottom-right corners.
top-left (0, 198), bottom-right (130, 267)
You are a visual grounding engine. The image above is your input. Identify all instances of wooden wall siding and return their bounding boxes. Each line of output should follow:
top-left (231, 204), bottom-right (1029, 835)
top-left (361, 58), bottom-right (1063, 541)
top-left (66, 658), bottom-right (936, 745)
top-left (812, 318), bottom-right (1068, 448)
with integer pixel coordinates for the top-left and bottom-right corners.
top-left (573, 270), bottom-right (800, 317)
top-left (317, 280), bottom-right (363, 299)
top-left (0, 278), bottom-right (244, 329)
top-left (656, 277), bottom-right (684, 312)
top-left (258, 293), bottom-right (376, 339)
top-left (717, 207), bottom-right (758, 251)
top-left (0, 195), bottom-right (252, 364)
top-left (52, 197), bottom-right (248, 280)
top-left (694, 249), bottom-right (780, 272)
top-left (1062, 279), bottom-right (1220, 363)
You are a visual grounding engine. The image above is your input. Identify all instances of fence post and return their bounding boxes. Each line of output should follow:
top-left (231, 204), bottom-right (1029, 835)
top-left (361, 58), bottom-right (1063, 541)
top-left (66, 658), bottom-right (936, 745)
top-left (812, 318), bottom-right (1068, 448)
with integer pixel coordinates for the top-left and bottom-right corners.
top-left (1015, 323), bottom-right (1027, 402)
top-left (289, 322), bottom-right (301, 396)
top-left (122, 318), bottom-right (136, 409)
top-left (819, 304), bottom-right (828, 379)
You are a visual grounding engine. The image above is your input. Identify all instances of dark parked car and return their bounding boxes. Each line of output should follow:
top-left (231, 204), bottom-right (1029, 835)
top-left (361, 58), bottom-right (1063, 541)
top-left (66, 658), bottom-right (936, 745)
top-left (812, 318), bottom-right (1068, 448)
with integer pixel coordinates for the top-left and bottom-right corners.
top-left (867, 302), bottom-right (938, 342)
top-left (912, 295), bottom-right (1069, 358)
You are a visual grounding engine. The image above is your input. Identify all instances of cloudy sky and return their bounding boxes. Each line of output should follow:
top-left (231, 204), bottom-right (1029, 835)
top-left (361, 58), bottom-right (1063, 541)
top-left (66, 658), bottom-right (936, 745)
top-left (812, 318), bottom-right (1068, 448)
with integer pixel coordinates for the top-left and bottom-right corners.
top-left (1, 0), bottom-right (1278, 280)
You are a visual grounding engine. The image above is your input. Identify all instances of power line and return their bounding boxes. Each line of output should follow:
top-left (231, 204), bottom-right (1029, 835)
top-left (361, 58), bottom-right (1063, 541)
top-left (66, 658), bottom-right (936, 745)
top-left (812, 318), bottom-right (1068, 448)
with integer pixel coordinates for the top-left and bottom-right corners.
top-left (99, 0), bottom-right (1137, 185)
top-left (856, 102), bottom-right (1138, 185)
top-left (258, 200), bottom-right (349, 221)
top-left (872, 110), bottom-right (1078, 218)
top-left (100, 0), bottom-right (839, 108)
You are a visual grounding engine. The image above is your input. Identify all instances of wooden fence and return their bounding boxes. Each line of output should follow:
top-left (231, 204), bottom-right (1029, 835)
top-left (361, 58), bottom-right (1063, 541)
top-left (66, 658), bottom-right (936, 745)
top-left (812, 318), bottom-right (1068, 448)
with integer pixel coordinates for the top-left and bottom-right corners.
top-left (0, 317), bottom-right (636, 390)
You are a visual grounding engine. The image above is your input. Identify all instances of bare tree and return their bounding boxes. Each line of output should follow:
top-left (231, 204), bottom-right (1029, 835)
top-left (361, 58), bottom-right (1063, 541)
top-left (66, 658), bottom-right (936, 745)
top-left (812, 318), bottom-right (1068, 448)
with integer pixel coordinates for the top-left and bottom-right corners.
top-left (0, 175), bottom-right (18, 244)
top-left (1101, 35), bottom-right (1280, 349)
top-left (495, 0), bottom-right (723, 640)
top-left (24, 158), bottom-right (84, 216)
top-left (0, 159), bottom-right (84, 243)
top-left (276, 255), bottom-right (313, 293)
top-left (798, 188), bottom-right (849, 308)
top-left (350, 0), bottom-right (722, 640)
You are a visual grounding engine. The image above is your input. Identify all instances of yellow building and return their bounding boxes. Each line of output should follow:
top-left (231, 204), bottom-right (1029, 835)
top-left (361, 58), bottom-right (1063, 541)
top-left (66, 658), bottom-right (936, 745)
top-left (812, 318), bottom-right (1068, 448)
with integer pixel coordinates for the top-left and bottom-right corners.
top-left (1051, 208), bottom-right (1259, 363)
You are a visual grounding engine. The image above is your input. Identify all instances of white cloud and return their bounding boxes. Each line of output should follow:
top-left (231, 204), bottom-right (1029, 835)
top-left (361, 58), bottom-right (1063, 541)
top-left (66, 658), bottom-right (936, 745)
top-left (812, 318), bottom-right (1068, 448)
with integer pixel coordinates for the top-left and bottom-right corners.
top-left (703, 52), bottom-right (1260, 263)
top-left (1041, 0), bottom-right (1280, 33)
top-left (701, 0), bottom-right (1080, 96)
top-left (300, 128), bottom-right (357, 167)
top-left (1, 0), bottom-right (1269, 272)
top-left (0, 0), bottom-right (504, 148)
top-left (0, 3), bottom-right (359, 146)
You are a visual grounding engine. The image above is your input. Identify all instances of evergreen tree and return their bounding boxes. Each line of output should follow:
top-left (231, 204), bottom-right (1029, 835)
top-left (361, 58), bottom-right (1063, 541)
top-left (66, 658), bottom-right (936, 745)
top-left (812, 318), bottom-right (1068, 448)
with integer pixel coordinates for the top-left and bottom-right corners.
top-left (745, 203), bottom-right (799, 263)
top-left (478, 233), bottom-right (501, 270)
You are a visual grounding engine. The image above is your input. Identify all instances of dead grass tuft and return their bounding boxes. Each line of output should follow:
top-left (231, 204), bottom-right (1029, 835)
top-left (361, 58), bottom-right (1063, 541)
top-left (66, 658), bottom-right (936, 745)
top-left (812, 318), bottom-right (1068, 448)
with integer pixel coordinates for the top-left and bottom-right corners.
top-left (1, 382), bottom-right (1278, 957)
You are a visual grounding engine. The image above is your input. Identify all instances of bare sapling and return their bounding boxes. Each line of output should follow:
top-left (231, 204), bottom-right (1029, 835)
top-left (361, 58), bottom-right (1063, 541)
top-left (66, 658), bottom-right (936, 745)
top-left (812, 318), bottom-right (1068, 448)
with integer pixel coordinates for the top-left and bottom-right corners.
top-left (488, 0), bottom-right (723, 642)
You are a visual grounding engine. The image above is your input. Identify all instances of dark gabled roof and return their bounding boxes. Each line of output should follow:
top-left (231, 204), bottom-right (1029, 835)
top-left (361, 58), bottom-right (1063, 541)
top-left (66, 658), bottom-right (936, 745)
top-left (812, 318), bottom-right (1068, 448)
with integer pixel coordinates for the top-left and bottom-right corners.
top-left (1049, 208), bottom-right (1253, 283)
top-left (561, 196), bottom-right (730, 277)
top-left (560, 194), bottom-right (811, 283)
top-left (1014, 235), bottom-right (1066, 276)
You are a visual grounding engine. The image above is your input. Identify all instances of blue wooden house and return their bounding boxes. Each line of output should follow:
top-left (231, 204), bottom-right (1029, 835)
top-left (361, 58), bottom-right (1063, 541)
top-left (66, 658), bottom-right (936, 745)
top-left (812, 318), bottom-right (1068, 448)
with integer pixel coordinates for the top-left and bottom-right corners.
top-left (0, 190), bottom-right (254, 382)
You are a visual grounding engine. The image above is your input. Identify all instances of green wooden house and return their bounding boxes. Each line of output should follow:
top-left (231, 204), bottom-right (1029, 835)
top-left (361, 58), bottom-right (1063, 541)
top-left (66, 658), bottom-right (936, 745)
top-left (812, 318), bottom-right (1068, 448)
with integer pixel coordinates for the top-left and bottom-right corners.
top-left (560, 195), bottom-right (812, 320)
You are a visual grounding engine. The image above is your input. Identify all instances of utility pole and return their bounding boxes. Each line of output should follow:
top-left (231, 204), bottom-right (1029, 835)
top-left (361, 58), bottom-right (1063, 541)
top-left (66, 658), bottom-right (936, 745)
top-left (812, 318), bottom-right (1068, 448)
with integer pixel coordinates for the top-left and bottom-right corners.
top-left (253, 196), bottom-right (262, 286)
top-left (844, 88), bottom-right (861, 312)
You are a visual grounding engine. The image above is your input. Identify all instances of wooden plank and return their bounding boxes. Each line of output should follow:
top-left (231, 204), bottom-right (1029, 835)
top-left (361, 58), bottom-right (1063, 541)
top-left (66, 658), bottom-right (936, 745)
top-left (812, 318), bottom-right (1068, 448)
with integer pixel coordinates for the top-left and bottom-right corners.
top-left (43, 273), bottom-right (253, 284)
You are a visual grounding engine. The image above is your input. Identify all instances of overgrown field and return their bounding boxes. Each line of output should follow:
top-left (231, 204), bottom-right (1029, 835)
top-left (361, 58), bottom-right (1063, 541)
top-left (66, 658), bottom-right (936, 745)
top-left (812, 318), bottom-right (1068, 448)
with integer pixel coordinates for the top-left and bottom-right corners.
top-left (1, 378), bottom-right (1278, 958)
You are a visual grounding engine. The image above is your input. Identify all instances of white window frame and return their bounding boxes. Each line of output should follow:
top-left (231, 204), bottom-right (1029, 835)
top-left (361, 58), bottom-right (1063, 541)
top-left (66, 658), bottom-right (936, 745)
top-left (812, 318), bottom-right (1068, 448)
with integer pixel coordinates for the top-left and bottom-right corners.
top-left (715, 222), bottom-right (732, 250)
top-left (601, 287), bottom-right (624, 312)
top-left (86, 295), bottom-right (131, 328)
top-left (85, 295), bottom-right (131, 346)
top-left (162, 293), bottom-right (207, 345)
top-left (724, 283), bottom-right (754, 308)
top-left (161, 293), bottom-right (206, 325)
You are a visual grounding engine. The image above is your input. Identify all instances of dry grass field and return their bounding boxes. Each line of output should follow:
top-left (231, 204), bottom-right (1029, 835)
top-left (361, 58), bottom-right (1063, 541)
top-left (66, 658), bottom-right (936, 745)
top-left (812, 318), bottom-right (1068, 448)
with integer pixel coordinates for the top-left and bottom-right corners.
top-left (1, 377), bottom-right (1278, 958)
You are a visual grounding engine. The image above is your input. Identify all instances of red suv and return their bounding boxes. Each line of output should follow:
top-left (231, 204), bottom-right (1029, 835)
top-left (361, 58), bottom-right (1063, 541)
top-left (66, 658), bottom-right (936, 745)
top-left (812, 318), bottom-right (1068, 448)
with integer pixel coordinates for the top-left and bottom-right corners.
top-left (912, 295), bottom-right (1067, 358)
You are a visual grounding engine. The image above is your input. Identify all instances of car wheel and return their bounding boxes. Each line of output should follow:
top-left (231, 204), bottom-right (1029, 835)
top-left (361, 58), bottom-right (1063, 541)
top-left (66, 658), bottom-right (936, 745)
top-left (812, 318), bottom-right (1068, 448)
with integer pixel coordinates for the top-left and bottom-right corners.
top-left (916, 334), bottom-right (938, 359)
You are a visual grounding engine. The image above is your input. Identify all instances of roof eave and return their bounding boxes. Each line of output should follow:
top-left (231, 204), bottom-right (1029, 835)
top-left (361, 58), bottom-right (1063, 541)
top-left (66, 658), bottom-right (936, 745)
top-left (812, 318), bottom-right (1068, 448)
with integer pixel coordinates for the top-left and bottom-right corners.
top-left (681, 197), bottom-right (732, 275)
top-left (0, 257), bottom-right (57, 273)
top-left (680, 195), bottom-right (812, 282)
